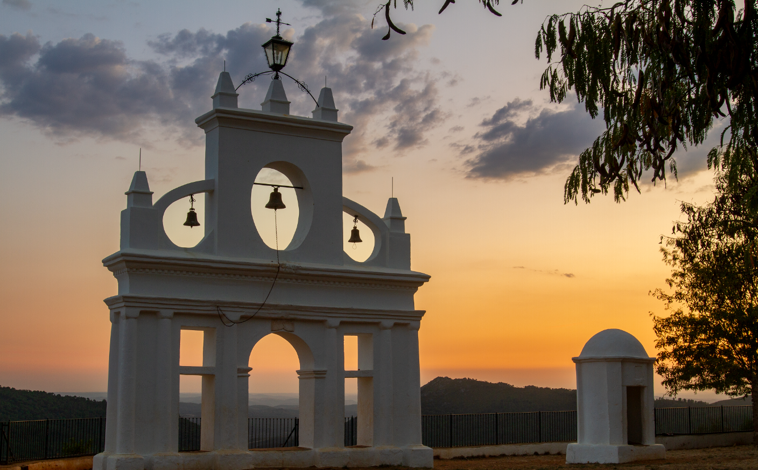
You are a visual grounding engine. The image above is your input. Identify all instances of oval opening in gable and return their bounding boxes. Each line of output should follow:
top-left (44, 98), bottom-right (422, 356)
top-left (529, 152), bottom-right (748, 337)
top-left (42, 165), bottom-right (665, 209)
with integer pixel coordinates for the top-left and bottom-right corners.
top-left (343, 212), bottom-right (375, 263)
top-left (251, 168), bottom-right (299, 250)
top-left (163, 192), bottom-right (206, 248)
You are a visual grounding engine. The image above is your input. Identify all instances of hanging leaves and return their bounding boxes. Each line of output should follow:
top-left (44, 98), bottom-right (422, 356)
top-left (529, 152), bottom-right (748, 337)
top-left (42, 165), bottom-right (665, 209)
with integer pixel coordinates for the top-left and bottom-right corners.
top-left (534, 0), bottom-right (758, 211)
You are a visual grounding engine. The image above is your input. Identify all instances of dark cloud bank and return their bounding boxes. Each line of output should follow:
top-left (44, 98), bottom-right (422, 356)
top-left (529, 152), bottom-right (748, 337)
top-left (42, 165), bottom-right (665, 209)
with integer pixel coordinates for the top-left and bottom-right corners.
top-left (0, 2), bottom-right (446, 170)
top-left (464, 98), bottom-right (605, 180)
top-left (463, 96), bottom-right (712, 182)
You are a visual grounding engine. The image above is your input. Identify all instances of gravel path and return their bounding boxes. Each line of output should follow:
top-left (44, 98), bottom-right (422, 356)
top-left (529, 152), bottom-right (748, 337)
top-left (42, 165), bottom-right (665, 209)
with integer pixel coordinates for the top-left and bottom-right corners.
top-left (429, 445), bottom-right (758, 469)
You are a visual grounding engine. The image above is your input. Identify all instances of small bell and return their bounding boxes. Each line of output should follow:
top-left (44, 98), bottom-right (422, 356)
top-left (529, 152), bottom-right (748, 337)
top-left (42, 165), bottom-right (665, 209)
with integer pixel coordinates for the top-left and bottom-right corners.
top-left (183, 194), bottom-right (201, 228)
top-left (348, 216), bottom-right (362, 244)
top-left (265, 187), bottom-right (286, 210)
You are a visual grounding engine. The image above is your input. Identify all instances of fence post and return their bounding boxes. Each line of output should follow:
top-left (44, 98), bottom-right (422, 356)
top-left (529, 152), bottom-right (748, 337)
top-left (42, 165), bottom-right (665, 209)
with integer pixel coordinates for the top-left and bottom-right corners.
top-left (449, 414), bottom-right (453, 448)
top-left (538, 412), bottom-right (542, 443)
top-left (495, 413), bottom-right (499, 445)
top-left (721, 406), bottom-right (724, 433)
top-left (688, 407), bottom-right (692, 435)
top-left (1, 422), bottom-right (7, 465)
top-left (44, 419), bottom-right (49, 460)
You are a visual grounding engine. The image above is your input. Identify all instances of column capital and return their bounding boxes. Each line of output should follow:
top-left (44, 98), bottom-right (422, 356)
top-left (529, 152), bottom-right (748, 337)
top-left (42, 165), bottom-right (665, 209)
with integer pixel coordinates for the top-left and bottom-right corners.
top-left (297, 369), bottom-right (327, 379)
top-left (325, 319), bottom-right (340, 329)
top-left (158, 310), bottom-right (174, 320)
top-left (123, 308), bottom-right (141, 319)
top-left (379, 321), bottom-right (394, 330)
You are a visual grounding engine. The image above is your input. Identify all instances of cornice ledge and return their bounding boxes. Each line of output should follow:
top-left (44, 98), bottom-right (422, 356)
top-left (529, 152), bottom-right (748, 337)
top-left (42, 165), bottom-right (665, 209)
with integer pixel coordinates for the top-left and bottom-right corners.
top-left (103, 294), bottom-right (426, 322)
top-left (194, 107), bottom-right (353, 136)
top-left (103, 251), bottom-right (430, 288)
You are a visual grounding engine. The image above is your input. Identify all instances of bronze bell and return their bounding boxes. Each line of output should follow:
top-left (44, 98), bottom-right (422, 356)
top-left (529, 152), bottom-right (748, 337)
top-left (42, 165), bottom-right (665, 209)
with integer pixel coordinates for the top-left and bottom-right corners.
top-left (348, 226), bottom-right (362, 243)
top-left (183, 194), bottom-right (200, 228)
top-left (265, 187), bottom-right (286, 210)
top-left (183, 208), bottom-right (200, 228)
top-left (348, 216), bottom-right (362, 243)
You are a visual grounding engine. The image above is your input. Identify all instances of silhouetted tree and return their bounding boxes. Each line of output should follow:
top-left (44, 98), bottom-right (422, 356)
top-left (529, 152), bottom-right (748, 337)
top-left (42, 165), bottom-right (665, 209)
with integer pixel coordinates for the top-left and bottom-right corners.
top-left (652, 172), bottom-right (758, 445)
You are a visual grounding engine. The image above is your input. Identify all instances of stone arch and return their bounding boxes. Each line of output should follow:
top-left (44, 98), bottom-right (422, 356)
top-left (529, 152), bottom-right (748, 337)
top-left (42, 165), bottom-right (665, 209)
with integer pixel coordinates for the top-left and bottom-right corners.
top-left (244, 327), bottom-right (321, 449)
top-left (247, 331), bottom-right (316, 371)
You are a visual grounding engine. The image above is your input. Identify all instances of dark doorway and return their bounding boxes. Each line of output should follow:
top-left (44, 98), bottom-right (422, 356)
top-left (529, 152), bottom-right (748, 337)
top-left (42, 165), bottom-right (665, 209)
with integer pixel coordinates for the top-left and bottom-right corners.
top-left (626, 386), bottom-right (643, 445)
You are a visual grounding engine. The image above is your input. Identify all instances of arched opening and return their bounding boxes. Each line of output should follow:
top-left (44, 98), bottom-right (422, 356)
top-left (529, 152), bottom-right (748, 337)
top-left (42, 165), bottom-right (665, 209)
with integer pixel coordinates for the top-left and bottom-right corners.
top-left (343, 212), bottom-right (376, 262)
top-left (163, 193), bottom-right (206, 248)
top-left (251, 168), bottom-right (299, 250)
top-left (248, 333), bottom-right (306, 449)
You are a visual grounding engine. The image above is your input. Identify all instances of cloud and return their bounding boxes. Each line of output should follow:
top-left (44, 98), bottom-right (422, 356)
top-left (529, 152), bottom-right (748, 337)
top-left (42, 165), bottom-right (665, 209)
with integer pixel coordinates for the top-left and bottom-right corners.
top-left (465, 99), bottom-right (605, 180)
top-left (0, 3), bottom-right (447, 167)
top-left (465, 96), bottom-right (722, 184)
top-left (513, 266), bottom-right (576, 278)
top-left (2, 0), bottom-right (31, 11)
top-left (0, 33), bottom-right (195, 143)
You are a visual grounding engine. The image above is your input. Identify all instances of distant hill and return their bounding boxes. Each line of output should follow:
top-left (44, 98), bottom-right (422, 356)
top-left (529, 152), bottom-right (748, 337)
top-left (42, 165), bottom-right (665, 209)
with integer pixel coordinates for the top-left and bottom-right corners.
top-left (653, 397), bottom-right (711, 407)
top-left (419, 377), bottom-right (729, 414)
top-left (420, 377), bottom-right (576, 414)
top-left (0, 386), bottom-right (106, 422)
top-left (712, 396), bottom-right (753, 407)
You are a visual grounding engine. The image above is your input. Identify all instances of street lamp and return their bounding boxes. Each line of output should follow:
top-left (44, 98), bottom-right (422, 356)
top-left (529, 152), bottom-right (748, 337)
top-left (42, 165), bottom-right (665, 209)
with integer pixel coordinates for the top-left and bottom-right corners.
top-left (236, 9), bottom-right (318, 106)
top-left (262, 9), bottom-right (293, 76)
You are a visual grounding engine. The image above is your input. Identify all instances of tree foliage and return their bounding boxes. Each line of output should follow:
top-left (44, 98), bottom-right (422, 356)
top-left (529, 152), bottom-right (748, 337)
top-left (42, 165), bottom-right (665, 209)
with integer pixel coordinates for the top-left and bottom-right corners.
top-left (0, 386), bottom-right (107, 422)
top-left (374, 0), bottom-right (513, 40)
top-left (651, 172), bottom-right (758, 443)
top-left (381, 1), bottom-right (758, 213)
top-left (536, 0), bottom-right (758, 206)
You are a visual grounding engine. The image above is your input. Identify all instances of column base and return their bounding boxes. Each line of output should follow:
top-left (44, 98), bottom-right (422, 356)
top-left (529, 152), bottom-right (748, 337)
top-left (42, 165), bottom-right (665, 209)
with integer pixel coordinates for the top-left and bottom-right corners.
top-left (96, 446), bottom-right (433, 469)
top-left (105, 454), bottom-right (145, 470)
top-left (401, 445), bottom-right (434, 468)
top-left (566, 443), bottom-right (665, 464)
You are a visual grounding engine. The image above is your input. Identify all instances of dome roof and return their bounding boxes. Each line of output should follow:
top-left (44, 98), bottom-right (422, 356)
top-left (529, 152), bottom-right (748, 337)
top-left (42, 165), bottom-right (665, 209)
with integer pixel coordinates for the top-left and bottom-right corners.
top-left (578, 329), bottom-right (649, 359)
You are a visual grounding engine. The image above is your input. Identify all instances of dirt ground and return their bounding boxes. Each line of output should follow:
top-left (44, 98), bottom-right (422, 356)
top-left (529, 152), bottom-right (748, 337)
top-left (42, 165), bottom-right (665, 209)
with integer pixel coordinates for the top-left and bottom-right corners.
top-left (425, 445), bottom-right (758, 470)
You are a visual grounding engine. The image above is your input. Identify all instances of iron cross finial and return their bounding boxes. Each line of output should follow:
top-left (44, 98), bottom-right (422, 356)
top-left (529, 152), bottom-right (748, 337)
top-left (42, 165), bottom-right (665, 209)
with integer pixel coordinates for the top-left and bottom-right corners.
top-left (266, 8), bottom-right (290, 37)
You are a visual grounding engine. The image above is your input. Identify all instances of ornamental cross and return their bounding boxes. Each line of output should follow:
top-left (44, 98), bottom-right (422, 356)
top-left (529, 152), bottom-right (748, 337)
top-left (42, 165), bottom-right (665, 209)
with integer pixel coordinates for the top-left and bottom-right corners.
top-left (266, 8), bottom-right (290, 37)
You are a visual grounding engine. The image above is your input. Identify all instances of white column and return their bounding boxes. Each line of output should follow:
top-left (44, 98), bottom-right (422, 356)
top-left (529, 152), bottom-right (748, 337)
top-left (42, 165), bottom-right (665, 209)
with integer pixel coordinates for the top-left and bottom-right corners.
top-left (357, 334), bottom-right (374, 446)
top-left (213, 326), bottom-right (239, 450)
top-left (201, 329), bottom-right (217, 451)
top-left (116, 309), bottom-right (139, 454)
top-left (373, 321), bottom-right (394, 446)
top-left (405, 322), bottom-right (423, 445)
top-left (153, 310), bottom-right (174, 452)
top-left (322, 319), bottom-right (345, 448)
top-left (236, 367), bottom-right (252, 450)
top-left (297, 369), bottom-right (327, 448)
top-left (104, 310), bottom-right (120, 453)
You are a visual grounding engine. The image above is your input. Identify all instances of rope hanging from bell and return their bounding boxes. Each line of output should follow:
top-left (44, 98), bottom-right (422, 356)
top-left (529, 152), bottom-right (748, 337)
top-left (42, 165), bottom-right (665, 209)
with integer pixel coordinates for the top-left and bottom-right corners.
top-left (183, 194), bottom-right (200, 228)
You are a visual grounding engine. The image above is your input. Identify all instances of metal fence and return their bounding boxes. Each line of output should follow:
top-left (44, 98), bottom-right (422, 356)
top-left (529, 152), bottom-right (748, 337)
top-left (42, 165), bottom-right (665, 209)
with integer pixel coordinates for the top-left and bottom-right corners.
top-left (1, 406), bottom-right (754, 464)
top-left (248, 418), bottom-right (299, 449)
top-left (344, 416), bottom-right (358, 446)
top-left (655, 406), bottom-right (753, 435)
top-left (178, 417), bottom-right (201, 452)
top-left (0, 418), bottom-right (105, 464)
top-left (421, 411), bottom-right (577, 447)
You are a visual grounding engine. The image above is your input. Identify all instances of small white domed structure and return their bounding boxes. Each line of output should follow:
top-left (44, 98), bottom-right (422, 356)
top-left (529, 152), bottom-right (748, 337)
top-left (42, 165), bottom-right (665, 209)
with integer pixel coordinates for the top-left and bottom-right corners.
top-left (579, 329), bottom-right (649, 359)
top-left (566, 329), bottom-right (666, 464)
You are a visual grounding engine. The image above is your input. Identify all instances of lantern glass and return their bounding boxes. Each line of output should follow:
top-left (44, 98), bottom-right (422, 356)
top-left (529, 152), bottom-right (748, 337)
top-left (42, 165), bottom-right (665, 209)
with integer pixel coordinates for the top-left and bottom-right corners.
top-left (262, 37), bottom-right (293, 72)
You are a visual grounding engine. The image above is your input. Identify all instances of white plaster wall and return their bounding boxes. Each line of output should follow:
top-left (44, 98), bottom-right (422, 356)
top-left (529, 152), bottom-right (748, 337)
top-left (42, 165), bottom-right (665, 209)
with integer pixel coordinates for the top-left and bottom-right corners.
top-left (99, 76), bottom-right (433, 470)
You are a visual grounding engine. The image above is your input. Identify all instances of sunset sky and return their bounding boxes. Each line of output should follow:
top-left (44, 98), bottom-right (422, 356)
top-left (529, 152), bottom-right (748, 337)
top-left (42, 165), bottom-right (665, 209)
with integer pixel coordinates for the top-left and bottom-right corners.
top-left (0, 0), bottom-right (725, 401)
